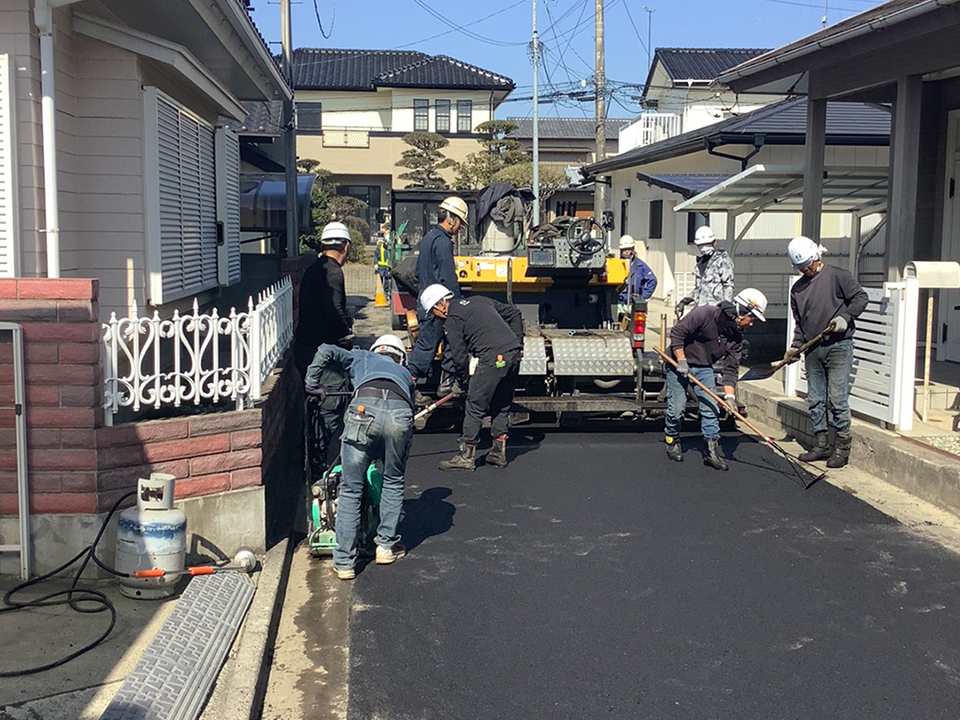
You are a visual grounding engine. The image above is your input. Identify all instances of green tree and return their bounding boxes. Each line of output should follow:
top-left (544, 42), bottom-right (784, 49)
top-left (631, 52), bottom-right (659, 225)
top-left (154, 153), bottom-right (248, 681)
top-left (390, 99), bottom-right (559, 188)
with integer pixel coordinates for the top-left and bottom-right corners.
top-left (396, 132), bottom-right (454, 189)
top-left (297, 160), bottom-right (370, 262)
top-left (494, 162), bottom-right (569, 219)
top-left (454, 120), bottom-right (526, 190)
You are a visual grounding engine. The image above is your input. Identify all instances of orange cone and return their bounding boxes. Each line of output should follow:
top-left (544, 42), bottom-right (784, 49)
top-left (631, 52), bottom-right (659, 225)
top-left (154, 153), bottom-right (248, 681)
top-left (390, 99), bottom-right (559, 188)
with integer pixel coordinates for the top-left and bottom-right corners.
top-left (374, 272), bottom-right (388, 308)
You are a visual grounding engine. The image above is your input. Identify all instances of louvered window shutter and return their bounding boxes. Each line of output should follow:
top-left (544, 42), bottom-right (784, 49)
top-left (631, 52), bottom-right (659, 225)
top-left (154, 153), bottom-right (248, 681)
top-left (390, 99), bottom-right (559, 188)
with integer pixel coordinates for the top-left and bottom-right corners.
top-left (145, 87), bottom-right (219, 304)
top-left (0, 54), bottom-right (20, 278)
top-left (216, 128), bottom-right (241, 286)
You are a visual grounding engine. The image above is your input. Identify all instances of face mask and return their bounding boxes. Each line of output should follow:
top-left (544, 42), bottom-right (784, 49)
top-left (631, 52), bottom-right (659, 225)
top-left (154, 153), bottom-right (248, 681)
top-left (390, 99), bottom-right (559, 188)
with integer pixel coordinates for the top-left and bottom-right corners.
top-left (699, 244), bottom-right (714, 257)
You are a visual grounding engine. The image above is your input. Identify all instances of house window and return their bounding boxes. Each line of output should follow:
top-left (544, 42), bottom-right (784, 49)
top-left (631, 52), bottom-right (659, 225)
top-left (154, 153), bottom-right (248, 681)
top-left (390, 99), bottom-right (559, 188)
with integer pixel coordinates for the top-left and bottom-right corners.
top-left (414, 99), bottom-right (429, 131)
top-left (436, 100), bottom-right (450, 133)
top-left (145, 87), bottom-right (221, 305)
top-left (297, 102), bottom-right (322, 132)
top-left (457, 100), bottom-right (473, 133)
top-left (337, 185), bottom-right (382, 234)
top-left (687, 211), bottom-right (709, 243)
top-left (649, 199), bottom-right (663, 240)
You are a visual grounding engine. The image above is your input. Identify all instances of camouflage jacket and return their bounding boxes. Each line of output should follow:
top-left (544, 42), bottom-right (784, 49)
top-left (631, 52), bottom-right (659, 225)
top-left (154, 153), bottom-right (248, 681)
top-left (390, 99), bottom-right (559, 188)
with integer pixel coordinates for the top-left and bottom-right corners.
top-left (691, 248), bottom-right (735, 307)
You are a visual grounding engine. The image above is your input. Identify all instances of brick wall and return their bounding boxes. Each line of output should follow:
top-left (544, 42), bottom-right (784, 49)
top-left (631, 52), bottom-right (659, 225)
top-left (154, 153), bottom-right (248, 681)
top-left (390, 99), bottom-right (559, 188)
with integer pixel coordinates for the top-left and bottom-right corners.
top-left (0, 278), bottom-right (101, 516)
top-left (0, 275), bottom-right (305, 526)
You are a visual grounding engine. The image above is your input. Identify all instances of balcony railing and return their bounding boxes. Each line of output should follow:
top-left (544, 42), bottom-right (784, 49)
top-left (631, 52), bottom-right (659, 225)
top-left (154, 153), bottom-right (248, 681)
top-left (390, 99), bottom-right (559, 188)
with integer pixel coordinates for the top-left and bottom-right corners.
top-left (322, 127), bottom-right (370, 148)
top-left (618, 113), bottom-right (682, 152)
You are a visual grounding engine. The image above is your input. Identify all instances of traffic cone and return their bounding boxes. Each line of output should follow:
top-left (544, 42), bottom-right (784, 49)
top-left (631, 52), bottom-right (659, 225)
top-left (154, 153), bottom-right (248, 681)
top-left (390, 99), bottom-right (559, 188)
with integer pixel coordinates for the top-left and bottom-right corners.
top-left (374, 272), bottom-right (388, 308)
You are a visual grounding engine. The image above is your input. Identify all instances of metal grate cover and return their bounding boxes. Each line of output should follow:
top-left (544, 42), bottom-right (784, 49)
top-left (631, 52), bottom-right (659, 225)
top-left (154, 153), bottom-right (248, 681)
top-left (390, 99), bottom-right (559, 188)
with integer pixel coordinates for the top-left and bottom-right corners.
top-left (520, 336), bottom-right (547, 376)
top-left (100, 573), bottom-right (255, 720)
top-left (550, 334), bottom-right (635, 376)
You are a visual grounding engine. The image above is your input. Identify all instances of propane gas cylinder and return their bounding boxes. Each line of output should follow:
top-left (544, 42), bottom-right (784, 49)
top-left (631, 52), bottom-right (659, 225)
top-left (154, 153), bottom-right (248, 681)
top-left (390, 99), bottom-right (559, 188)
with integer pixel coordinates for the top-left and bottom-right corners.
top-left (115, 473), bottom-right (186, 599)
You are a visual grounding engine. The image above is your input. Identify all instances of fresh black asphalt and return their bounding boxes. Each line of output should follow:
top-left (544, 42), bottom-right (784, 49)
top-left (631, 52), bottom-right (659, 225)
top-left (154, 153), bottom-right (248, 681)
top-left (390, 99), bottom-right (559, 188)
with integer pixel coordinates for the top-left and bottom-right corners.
top-left (340, 429), bottom-right (960, 719)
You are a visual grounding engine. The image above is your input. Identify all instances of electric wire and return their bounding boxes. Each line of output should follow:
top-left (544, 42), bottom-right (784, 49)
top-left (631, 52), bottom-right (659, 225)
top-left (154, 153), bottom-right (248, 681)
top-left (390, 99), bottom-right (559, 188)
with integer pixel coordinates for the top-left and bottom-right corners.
top-left (622, 1), bottom-right (649, 56)
top-left (0, 490), bottom-right (136, 677)
top-left (410, 0), bottom-right (528, 47)
top-left (311, 0), bottom-right (335, 39)
top-left (394, 0), bottom-right (527, 49)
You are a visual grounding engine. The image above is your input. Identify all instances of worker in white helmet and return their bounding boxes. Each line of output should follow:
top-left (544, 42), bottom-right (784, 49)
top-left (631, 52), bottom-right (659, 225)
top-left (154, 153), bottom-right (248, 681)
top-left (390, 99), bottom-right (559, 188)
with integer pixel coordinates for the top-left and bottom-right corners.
top-left (305, 334), bottom-right (415, 580)
top-left (618, 234), bottom-right (658, 305)
top-left (675, 225), bottom-right (735, 318)
top-left (408, 197), bottom-right (469, 390)
top-left (784, 236), bottom-right (868, 469)
top-left (665, 288), bottom-right (767, 471)
top-left (293, 221), bottom-right (355, 468)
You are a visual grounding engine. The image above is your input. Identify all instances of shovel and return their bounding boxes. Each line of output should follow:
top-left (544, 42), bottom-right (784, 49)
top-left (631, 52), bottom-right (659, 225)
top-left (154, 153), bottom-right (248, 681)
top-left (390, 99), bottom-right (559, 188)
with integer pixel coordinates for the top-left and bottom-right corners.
top-left (654, 347), bottom-right (827, 489)
top-left (738, 322), bottom-right (837, 382)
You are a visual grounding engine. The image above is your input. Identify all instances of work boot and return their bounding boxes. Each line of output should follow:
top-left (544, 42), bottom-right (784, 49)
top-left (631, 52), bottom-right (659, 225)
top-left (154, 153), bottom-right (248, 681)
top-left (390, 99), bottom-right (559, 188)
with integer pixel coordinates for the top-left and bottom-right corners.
top-left (799, 432), bottom-right (833, 462)
top-left (703, 438), bottom-right (729, 471)
top-left (826, 432), bottom-right (853, 468)
top-left (375, 541), bottom-right (406, 565)
top-left (486, 435), bottom-right (508, 468)
top-left (333, 565), bottom-right (355, 581)
top-left (439, 442), bottom-right (477, 471)
top-left (665, 435), bottom-right (683, 462)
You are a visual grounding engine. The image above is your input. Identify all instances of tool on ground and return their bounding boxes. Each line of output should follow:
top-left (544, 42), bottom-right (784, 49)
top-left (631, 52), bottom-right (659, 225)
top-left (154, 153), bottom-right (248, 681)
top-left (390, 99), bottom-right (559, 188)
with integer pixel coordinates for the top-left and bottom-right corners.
top-left (133, 547), bottom-right (257, 579)
top-left (738, 321), bottom-right (837, 382)
top-left (655, 347), bottom-right (826, 489)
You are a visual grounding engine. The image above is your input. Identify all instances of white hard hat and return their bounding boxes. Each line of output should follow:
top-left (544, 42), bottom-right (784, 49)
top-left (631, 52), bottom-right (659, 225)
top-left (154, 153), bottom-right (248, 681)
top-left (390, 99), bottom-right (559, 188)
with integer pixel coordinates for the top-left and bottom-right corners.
top-left (694, 226), bottom-right (716, 245)
top-left (419, 283), bottom-right (455, 312)
top-left (439, 196), bottom-right (468, 223)
top-left (787, 236), bottom-right (826, 269)
top-left (321, 221), bottom-right (351, 245)
top-left (733, 288), bottom-right (768, 322)
top-left (618, 234), bottom-right (635, 250)
top-left (371, 334), bottom-right (407, 364)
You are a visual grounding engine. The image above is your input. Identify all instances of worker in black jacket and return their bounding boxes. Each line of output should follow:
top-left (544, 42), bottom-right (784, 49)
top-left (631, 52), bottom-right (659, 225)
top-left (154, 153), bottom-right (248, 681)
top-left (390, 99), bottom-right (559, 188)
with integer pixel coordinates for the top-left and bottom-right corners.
top-left (408, 197), bottom-right (468, 389)
top-left (665, 288), bottom-right (768, 470)
top-left (293, 221), bottom-right (354, 469)
top-left (785, 236), bottom-right (869, 468)
top-left (419, 283), bottom-right (524, 471)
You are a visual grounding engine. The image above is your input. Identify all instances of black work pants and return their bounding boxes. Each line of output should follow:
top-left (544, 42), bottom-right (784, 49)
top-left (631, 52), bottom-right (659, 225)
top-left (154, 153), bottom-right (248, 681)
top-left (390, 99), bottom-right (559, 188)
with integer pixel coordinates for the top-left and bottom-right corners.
top-left (408, 310), bottom-right (457, 380)
top-left (460, 350), bottom-right (521, 444)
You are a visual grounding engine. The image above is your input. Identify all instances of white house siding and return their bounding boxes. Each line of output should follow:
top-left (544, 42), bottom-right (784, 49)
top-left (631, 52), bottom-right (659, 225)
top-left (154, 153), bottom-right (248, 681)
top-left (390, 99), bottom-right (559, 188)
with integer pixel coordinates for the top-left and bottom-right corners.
top-left (610, 144), bottom-right (890, 320)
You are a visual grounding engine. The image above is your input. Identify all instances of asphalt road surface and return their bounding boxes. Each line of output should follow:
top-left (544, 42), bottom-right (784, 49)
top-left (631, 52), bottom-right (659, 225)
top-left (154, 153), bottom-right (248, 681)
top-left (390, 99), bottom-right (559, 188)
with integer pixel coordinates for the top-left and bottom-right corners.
top-left (271, 428), bottom-right (960, 720)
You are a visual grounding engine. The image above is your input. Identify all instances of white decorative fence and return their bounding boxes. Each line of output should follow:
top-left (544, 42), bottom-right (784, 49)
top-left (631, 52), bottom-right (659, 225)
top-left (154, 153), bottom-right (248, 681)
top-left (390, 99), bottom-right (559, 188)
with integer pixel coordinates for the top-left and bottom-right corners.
top-left (102, 276), bottom-right (293, 424)
top-left (784, 277), bottom-right (919, 432)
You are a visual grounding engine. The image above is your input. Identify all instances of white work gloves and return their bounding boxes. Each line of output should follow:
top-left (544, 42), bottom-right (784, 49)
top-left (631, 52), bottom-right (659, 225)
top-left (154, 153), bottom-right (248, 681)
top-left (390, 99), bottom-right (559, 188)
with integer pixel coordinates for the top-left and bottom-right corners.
top-left (675, 360), bottom-right (690, 377)
top-left (829, 316), bottom-right (848, 334)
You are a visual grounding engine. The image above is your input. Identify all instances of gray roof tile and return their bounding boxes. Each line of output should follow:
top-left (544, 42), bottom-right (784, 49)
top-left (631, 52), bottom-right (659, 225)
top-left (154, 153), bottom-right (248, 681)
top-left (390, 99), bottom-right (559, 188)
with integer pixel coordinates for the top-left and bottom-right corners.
top-left (656, 48), bottom-right (772, 81)
top-left (506, 117), bottom-right (629, 140)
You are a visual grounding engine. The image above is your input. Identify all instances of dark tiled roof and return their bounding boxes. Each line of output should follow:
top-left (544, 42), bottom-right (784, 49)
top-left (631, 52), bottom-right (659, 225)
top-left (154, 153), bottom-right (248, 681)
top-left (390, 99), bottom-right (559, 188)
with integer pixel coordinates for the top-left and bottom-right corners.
top-left (636, 173), bottom-right (734, 198)
top-left (656, 48), bottom-right (771, 81)
top-left (227, 101), bottom-right (284, 136)
top-left (585, 97), bottom-right (890, 175)
top-left (506, 117), bottom-right (629, 140)
top-left (292, 48), bottom-right (514, 91)
top-left (718, 0), bottom-right (929, 85)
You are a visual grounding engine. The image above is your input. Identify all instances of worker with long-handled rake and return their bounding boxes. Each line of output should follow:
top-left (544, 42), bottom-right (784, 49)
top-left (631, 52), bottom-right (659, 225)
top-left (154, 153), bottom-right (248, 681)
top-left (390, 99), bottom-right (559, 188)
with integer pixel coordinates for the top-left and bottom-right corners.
top-left (662, 289), bottom-right (769, 470)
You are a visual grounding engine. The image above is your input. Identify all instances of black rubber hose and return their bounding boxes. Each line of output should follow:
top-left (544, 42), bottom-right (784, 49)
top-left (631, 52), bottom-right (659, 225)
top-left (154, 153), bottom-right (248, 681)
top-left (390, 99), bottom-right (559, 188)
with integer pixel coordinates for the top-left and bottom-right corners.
top-left (0, 489), bottom-right (136, 677)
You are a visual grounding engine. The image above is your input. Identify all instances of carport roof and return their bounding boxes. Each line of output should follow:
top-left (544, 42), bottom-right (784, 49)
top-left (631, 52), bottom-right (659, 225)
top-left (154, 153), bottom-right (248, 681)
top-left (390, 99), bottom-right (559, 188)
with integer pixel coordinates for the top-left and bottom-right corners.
top-left (635, 173), bottom-right (733, 198)
top-left (673, 165), bottom-right (888, 215)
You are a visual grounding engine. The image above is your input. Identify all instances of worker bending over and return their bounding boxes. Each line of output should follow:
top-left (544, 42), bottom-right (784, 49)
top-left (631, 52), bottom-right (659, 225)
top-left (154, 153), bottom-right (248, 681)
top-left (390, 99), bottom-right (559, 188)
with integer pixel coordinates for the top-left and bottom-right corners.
top-left (305, 335), bottom-right (414, 580)
top-left (665, 288), bottom-right (768, 470)
top-left (408, 196), bottom-right (469, 391)
top-left (676, 226), bottom-right (735, 318)
top-left (420, 284), bottom-right (524, 471)
top-left (785, 236), bottom-right (868, 468)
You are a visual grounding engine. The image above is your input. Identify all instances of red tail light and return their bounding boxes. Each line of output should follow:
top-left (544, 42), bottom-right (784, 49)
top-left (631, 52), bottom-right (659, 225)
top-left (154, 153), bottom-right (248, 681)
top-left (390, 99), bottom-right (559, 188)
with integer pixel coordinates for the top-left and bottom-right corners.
top-left (632, 310), bottom-right (646, 350)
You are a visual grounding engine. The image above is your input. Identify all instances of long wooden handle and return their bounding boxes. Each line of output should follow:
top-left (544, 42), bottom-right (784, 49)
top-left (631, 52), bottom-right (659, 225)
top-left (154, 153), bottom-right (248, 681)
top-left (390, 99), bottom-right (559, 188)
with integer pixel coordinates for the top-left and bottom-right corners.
top-left (771, 321), bottom-right (837, 372)
top-left (414, 392), bottom-right (456, 421)
top-left (654, 347), bottom-right (773, 444)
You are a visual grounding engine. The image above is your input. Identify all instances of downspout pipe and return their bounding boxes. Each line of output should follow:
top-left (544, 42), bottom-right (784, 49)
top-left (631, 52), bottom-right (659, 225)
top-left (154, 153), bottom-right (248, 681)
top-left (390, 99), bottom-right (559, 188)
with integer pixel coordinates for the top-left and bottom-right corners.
top-left (35, 0), bottom-right (60, 278)
top-left (705, 134), bottom-right (766, 172)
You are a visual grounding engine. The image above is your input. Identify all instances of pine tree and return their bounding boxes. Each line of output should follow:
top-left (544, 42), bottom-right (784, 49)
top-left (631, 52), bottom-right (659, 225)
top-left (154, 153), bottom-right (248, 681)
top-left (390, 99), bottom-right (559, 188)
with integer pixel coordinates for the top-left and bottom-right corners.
top-left (396, 132), bottom-right (454, 189)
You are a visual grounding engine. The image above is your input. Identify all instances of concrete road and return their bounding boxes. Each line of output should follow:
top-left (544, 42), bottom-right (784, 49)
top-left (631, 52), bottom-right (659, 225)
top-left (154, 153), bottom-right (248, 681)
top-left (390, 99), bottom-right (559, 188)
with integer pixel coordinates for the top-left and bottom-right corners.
top-left (263, 428), bottom-right (960, 720)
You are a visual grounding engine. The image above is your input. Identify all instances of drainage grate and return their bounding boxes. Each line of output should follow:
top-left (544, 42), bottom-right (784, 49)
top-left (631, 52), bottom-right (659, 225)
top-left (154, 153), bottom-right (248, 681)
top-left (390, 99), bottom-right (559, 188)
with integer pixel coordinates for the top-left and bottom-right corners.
top-left (100, 573), bottom-right (256, 720)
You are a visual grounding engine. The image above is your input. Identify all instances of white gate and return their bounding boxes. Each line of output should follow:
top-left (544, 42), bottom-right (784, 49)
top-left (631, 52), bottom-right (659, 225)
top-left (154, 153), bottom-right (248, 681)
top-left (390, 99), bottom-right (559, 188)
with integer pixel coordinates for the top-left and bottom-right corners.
top-left (784, 277), bottom-right (919, 432)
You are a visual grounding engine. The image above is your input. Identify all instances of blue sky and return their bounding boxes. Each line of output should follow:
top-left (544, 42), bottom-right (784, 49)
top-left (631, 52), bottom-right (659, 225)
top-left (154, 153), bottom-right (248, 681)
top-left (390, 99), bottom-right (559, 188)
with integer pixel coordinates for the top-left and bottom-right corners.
top-left (248, 0), bottom-right (879, 119)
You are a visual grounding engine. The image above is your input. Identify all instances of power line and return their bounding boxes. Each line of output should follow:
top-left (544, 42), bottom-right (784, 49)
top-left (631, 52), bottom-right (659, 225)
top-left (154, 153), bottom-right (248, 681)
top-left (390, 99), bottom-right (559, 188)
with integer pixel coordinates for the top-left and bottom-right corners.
top-left (311, 0), bottom-right (335, 39)
top-left (621, 2), bottom-right (648, 56)
top-left (762, 0), bottom-right (864, 12)
top-left (410, 0), bottom-right (528, 47)
top-left (394, 0), bottom-right (527, 49)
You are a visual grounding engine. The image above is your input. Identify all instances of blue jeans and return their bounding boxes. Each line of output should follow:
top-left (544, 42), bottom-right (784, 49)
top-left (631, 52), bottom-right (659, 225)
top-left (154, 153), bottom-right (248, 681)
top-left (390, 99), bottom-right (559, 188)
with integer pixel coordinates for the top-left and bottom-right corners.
top-left (664, 365), bottom-right (720, 440)
top-left (407, 310), bottom-right (457, 381)
top-left (805, 338), bottom-right (853, 434)
top-left (334, 393), bottom-right (414, 570)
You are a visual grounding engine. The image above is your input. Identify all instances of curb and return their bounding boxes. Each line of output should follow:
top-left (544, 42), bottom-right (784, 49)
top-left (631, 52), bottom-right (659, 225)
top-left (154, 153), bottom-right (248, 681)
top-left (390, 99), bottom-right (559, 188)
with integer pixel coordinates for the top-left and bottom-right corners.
top-left (199, 534), bottom-right (295, 720)
top-left (739, 381), bottom-right (960, 518)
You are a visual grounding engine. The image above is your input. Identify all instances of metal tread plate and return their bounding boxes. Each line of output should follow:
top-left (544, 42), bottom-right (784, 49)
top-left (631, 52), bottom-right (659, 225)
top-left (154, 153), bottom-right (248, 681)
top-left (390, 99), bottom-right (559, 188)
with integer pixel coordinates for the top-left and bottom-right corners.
top-left (520, 336), bottom-right (547, 376)
top-left (100, 573), bottom-right (256, 720)
top-left (549, 333), bottom-right (635, 376)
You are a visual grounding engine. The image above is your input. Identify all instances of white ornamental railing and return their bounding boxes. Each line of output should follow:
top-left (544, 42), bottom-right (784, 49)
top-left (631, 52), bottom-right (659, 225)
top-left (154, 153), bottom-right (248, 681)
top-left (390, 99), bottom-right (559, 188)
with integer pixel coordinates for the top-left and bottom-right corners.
top-left (102, 276), bottom-right (294, 424)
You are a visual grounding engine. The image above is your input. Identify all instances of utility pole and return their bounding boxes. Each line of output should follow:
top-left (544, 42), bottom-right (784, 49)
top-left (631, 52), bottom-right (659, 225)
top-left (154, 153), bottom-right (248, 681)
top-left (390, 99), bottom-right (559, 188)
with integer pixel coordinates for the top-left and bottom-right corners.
top-left (594, 0), bottom-right (606, 235)
top-left (532, 0), bottom-right (540, 225)
top-left (822, 0), bottom-right (828, 26)
top-left (281, 0), bottom-right (298, 258)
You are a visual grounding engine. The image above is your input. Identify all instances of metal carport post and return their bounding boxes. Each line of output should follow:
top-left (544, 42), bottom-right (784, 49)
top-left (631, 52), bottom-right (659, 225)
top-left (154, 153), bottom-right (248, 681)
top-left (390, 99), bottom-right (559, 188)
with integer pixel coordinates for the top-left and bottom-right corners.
top-left (0, 322), bottom-right (30, 579)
